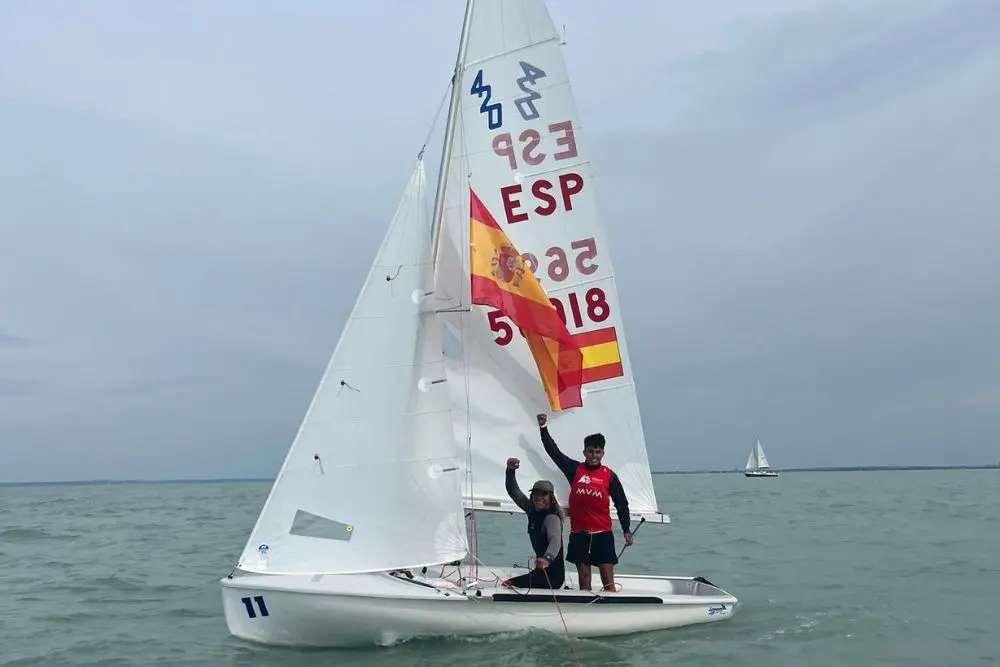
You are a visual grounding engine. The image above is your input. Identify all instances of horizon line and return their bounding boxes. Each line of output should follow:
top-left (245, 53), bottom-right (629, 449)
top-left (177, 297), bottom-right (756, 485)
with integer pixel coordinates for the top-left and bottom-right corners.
top-left (2, 464), bottom-right (998, 487)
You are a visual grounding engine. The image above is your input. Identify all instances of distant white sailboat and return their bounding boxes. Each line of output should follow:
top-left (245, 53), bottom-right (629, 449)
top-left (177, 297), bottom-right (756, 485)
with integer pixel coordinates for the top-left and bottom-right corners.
top-left (744, 439), bottom-right (779, 478)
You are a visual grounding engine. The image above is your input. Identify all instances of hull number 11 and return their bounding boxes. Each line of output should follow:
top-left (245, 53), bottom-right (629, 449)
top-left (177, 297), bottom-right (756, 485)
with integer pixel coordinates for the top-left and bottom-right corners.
top-left (240, 595), bottom-right (270, 618)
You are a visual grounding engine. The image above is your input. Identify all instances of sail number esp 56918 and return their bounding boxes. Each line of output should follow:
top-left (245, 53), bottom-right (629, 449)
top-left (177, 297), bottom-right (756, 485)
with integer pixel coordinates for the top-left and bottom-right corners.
top-left (489, 287), bottom-right (611, 346)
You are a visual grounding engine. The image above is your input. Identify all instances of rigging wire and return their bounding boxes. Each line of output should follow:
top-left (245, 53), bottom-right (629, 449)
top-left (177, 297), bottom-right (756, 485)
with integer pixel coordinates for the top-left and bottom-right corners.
top-left (419, 78), bottom-right (453, 157)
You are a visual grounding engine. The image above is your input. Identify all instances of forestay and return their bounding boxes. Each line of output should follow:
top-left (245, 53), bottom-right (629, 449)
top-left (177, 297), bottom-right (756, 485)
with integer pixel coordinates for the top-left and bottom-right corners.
top-left (433, 0), bottom-right (666, 523)
top-left (237, 158), bottom-right (468, 576)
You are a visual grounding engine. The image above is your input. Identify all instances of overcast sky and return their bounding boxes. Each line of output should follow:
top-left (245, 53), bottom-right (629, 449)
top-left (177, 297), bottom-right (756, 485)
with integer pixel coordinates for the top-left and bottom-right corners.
top-left (1, 0), bottom-right (997, 482)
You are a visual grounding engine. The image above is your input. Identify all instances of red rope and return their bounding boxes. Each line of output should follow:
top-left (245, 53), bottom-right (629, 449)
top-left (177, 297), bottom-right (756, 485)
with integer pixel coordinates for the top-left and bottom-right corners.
top-left (543, 568), bottom-right (582, 667)
top-left (467, 512), bottom-right (479, 582)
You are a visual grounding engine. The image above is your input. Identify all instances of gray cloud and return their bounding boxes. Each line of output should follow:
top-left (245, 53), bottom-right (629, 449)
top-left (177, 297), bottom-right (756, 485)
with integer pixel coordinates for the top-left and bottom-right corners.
top-left (1, 0), bottom-right (997, 481)
top-left (593, 0), bottom-right (1000, 469)
top-left (0, 332), bottom-right (33, 346)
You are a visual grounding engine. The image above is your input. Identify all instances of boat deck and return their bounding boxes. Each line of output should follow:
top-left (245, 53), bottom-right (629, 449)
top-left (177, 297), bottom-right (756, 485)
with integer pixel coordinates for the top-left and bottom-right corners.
top-left (391, 565), bottom-right (735, 607)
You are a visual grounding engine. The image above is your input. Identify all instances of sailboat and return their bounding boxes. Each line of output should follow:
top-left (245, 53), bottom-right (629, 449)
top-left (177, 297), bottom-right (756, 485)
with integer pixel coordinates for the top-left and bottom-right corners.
top-left (220, 0), bottom-right (738, 648)
top-left (744, 439), bottom-right (779, 477)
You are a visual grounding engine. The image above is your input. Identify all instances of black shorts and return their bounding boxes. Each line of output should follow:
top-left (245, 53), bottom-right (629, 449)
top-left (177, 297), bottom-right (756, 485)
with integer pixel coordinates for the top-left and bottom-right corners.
top-left (566, 530), bottom-right (618, 566)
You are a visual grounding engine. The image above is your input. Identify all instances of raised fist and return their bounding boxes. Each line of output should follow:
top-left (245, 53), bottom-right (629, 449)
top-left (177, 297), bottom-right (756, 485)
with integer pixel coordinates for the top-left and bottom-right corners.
top-left (536, 414), bottom-right (547, 427)
top-left (506, 457), bottom-right (520, 470)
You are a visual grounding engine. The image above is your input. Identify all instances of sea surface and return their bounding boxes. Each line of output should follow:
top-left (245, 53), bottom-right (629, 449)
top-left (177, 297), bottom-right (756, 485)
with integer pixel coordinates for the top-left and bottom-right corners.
top-left (1, 470), bottom-right (997, 666)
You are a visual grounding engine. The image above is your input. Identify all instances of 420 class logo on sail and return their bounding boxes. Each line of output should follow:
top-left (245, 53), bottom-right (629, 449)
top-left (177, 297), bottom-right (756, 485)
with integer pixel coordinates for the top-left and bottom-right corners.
top-left (491, 244), bottom-right (527, 287)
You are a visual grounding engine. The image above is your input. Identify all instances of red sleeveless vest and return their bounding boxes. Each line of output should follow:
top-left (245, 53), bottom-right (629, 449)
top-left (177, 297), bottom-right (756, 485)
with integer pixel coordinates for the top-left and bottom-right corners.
top-left (568, 463), bottom-right (613, 533)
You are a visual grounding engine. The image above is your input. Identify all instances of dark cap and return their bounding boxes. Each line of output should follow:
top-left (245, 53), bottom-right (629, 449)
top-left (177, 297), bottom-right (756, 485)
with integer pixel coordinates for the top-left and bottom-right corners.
top-left (530, 480), bottom-right (554, 494)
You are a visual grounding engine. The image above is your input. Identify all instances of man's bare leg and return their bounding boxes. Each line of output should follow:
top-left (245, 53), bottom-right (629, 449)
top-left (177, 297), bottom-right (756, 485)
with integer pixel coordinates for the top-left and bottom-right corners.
top-left (598, 564), bottom-right (615, 591)
top-left (576, 563), bottom-right (592, 590)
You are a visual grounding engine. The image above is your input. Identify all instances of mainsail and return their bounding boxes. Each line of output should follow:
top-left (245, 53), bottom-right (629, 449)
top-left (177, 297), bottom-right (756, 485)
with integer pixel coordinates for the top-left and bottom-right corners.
top-left (431, 0), bottom-right (666, 523)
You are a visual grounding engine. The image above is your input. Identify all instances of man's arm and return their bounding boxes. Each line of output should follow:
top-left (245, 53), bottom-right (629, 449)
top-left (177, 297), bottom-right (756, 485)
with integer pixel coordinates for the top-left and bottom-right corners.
top-left (505, 468), bottom-right (532, 514)
top-left (608, 472), bottom-right (631, 534)
top-left (540, 426), bottom-right (579, 484)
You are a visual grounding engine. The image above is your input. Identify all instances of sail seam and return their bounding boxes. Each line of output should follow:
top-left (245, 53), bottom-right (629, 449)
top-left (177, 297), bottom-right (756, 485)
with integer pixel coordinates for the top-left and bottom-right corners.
top-left (463, 36), bottom-right (561, 69)
top-left (276, 456), bottom-right (460, 468)
top-left (543, 272), bottom-right (617, 294)
top-left (304, 409), bottom-right (454, 427)
top-left (240, 558), bottom-right (469, 578)
top-left (578, 382), bottom-right (635, 395)
top-left (514, 159), bottom-right (592, 180)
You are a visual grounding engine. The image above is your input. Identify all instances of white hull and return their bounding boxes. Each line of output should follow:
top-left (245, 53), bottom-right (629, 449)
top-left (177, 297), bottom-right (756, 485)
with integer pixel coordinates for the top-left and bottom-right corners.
top-left (744, 469), bottom-right (779, 477)
top-left (220, 564), bottom-right (738, 647)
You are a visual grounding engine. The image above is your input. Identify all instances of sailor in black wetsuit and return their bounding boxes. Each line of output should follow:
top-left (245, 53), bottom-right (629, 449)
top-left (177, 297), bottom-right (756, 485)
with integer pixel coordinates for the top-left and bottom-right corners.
top-left (502, 457), bottom-right (566, 590)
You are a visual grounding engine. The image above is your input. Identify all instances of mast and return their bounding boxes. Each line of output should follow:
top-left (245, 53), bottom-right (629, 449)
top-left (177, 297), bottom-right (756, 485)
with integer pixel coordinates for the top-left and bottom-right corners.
top-left (426, 0), bottom-right (477, 581)
top-left (429, 0), bottom-right (476, 266)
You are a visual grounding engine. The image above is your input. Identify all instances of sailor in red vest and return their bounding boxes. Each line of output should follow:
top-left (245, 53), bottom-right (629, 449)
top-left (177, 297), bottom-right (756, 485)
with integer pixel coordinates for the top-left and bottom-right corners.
top-left (536, 413), bottom-right (633, 592)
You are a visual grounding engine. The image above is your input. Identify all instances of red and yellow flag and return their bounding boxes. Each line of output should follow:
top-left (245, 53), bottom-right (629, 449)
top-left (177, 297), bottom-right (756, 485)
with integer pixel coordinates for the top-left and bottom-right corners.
top-left (573, 327), bottom-right (625, 384)
top-left (468, 189), bottom-right (583, 411)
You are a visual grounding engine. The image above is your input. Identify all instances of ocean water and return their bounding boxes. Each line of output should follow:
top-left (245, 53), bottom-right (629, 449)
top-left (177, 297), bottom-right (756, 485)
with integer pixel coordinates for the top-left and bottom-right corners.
top-left (1, 470), bottom-right (997, 667)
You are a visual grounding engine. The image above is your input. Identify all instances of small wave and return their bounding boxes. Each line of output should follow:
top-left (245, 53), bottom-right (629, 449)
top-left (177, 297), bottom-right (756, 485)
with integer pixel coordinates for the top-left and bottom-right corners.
top-left (693, 546), bottom-right (729, 556)
top-left (756, 610), bottom-right (837, 641)
top-left (0, 527), bottom-right (58, 540)
top-left (927, 539), bottom-right (959, 548)
top-left (36, 610), bottom-right (96, 623)
top-left (376, 628), bottom-right (536, 647)
top-left (60, 574), bottom-right (147, 594)
top-left (446, 629), bottom-right (536, 644)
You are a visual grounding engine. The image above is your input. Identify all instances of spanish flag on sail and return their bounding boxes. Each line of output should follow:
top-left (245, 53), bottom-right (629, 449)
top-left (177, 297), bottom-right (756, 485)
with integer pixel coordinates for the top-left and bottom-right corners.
top-left (468, 189), bottom-right (583, 411)
top-left (574, 327), bottom-right (624, 384)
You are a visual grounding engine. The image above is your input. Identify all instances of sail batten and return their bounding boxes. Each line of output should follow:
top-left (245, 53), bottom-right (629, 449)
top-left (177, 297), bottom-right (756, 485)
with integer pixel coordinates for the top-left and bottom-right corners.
top-left (464, 497), bottom-right (669, 523)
